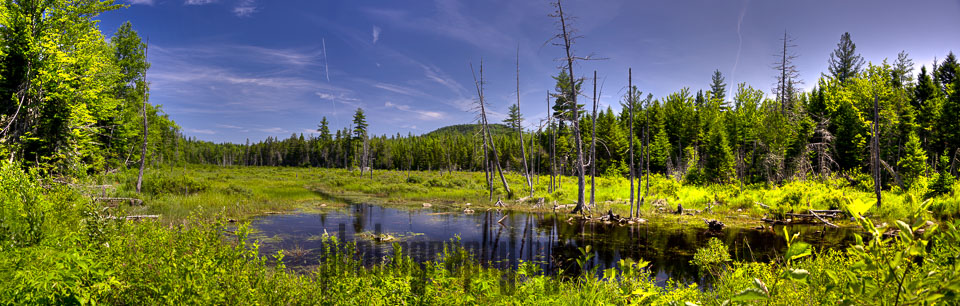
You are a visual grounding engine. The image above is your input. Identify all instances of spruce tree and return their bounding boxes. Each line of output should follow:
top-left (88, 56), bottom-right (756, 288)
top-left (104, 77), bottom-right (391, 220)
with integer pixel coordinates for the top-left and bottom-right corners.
top-left (708, 69), bottom-right (727, 104)
top-left (937, 52), bottom-right (958, 90)
top-left (703, 118), bottom-right (735, 184)
top-left (898, 132), bottom-right (927, 188)
top-left (827, 32), bottom-right (865, 83)
top-left (503, 104), bottom-right (523, 129)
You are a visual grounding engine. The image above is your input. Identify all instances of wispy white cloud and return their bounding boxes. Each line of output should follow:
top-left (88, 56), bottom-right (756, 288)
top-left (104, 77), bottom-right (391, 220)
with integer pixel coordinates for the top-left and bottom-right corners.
top-left (364, 1), bottom-right (516, 54)
top-left (385, 101), bottom-right (446, 120)
top-left (421, 64), bottom-right (468, 96)
top-left (372, 26), bottom-right (382, 44)
top-left (185, 0), bottom-right (217, 5)
top-left (127, 0), bottom-right (154, 5)
top-left (186, 128), bottom-right (217, 135)
top-left (258, 127), bottom-right (289, 134)
top-left (148, 44), bottom-right (354, 116)
top-left (216, 124), bottom-right (243, 129)
top-left (234, 0), bottom-right (256, 17)
top-left (374, 83), bottom-right (429, 97)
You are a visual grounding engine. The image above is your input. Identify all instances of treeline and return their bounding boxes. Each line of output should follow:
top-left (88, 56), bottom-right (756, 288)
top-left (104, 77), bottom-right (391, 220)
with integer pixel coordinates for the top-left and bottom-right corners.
top-left (179, 37), bottom-right (960, 191)
top-left (0, 1), bottom-right (180, 176)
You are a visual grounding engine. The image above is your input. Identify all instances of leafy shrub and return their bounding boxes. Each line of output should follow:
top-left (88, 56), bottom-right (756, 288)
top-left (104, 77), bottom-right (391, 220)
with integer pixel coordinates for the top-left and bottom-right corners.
top-left (691, 237), bottom-right (731, 279)
top-left (223, 185), bottom-right (253, 197)
top-left (0, 162), bottom-right (51, 249)
top-left (405, 175), bottom-right (423, 184)
top-left (926, 172), bottom-right (955, 199)
top-left (143, 173), bottom-right (208, 196)
top-left (651, 177), bottom-right (680, 199)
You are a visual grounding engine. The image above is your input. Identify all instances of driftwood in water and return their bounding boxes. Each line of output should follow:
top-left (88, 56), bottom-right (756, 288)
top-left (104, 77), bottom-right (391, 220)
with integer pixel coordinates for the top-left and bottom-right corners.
top-left (108, 214), bottom-right (159, 221)
top-left (808, 209), bottom-right (839, 228)
top-left (704, 219), bottom-right (725, 231)
top-left (533, 198), bottom-right (545, 209)
top-left (94, 197), bottom-right (143, 206)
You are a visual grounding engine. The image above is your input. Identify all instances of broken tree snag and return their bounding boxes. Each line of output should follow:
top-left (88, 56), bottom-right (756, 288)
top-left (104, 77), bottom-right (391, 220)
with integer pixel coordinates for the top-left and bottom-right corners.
top-left (107, 214), bottom-right (160, 221)
top-left (495, 197), bottom-right (507, 208)
top-left (809, 209), bottom-right (839, 228)
top-left (879, 159), bottom-right (907, 191)
top-left (94, 197), bottom-right (144, 206)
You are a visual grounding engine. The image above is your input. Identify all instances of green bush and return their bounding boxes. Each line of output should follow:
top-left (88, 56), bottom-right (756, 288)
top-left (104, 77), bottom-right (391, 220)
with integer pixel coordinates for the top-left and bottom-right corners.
top-left (405, 175), bottom-right (423, 184)
top-left (0, 162), bottom-right (51, 249)
top-left (926, 172), bottom-right (955, 199)
top-left (136, 171), bottom-right (210, 196)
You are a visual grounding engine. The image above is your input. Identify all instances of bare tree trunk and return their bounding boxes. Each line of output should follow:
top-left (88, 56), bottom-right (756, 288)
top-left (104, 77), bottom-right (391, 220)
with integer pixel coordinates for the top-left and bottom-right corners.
top-left (553, 0), bottom-right (587, 214)
top-left (549, 91), bottom-right (556, 194)
top-left (644, 94), bottom-right (650, 199)
top-left (628, 68), bottom-right (635, 217)
top-left (780, 31), bottom-right (788, 114)
top-left (517, 48), bottom-right (533, 197)
top-left (136, 41), bottom-right (150, 194)
top-left (872, 94), bottom-right (882, 208)
top-left (472, 62), bottom-right (511, 198)
top-left (590, 70), bottom-right (598, 208)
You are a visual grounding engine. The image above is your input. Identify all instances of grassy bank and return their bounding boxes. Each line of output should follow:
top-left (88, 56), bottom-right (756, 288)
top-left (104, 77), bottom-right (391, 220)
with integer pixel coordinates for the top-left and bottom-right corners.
top-left (94, 164), bottom-right (960, 226)
top-left (4, 163), bottom-right (960, 304)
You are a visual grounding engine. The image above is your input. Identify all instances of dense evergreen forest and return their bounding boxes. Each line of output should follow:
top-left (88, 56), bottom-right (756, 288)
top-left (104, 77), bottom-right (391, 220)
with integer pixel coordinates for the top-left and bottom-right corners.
top-left (176, 48), bottom-right (960, 193)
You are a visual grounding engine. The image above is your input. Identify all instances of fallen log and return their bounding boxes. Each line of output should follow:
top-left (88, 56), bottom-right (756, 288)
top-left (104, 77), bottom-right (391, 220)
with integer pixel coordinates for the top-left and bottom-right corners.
top-left (108, 214), bottom-right (160, 221)
top-left (810, 209), bottom-right (844, 215)
top-left (785, 213), bottom-right (839, 219)
top-left (809, 210), bottom-right (839, 228)
top-left (94, 197), bottom-right (143, 206)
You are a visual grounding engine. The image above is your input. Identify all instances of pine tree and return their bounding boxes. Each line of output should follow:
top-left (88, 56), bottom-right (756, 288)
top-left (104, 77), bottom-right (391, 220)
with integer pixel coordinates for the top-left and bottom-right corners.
top-left (828, 32), bottom-right (865, 83)
top-left (937, 52), bottom-right (958, 91)
top-left (898, 132), bottom-right (927, 188)
top-left (318, 116), bottom-right (331, 141)
top-left (703, 117), bottom-right (735, 184)
top-left (503, 104), bottom-right (523, 129)
top-left (708, 69), bottom-right (727, 105)
top-left (892, 50), bottom-right (915, 89)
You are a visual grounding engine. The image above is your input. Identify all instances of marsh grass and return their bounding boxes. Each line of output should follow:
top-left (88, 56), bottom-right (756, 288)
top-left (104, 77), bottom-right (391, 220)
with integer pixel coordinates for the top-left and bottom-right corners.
top-left (85, 164), bottom-right (960, 227)
top-left (3, 162), bottom-right (960, 304)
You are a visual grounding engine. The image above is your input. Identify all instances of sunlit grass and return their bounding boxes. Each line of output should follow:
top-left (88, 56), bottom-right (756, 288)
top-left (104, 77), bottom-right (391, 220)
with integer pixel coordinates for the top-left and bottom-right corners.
top-left (94, 164), bottom-right (960, 225)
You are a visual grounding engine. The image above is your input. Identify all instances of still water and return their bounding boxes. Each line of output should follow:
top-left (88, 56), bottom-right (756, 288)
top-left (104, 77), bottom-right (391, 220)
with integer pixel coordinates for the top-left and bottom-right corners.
top-left (250, 204), bottom-right (854, 285)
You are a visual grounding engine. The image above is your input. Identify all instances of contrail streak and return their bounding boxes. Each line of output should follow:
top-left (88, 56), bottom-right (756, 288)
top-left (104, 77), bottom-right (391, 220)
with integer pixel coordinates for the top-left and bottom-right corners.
top-left (322, 38), bottom-right (330, 82)
top-left (322, 37), bottom-right (339, 128)
top-left (730, 0), bottom-right (748, 99)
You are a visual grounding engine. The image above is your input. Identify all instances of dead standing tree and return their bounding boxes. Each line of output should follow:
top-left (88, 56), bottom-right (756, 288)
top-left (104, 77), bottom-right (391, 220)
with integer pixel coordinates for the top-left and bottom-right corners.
top-left (516, 47), bottom-right (534, 197)
top-left (774, 31), bottom-right (801, 115)
top-left (471, 61), bottom-right (512, 198)
top-left (550, 0), bottom-right (592, 215)
top-left (136, 40), bottom-right (150, 193)
top-left (590, 70), bottom-right (598, 208)
top-left (628, 69), bottom-right (636, 217)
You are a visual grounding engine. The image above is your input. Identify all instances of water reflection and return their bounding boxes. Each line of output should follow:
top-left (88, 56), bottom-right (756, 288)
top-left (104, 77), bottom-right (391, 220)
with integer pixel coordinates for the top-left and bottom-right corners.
top-left (251, 204), bottom-right (854, 285)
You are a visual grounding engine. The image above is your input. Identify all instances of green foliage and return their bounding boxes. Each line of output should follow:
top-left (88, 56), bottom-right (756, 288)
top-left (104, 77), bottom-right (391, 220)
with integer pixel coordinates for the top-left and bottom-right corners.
top-left (691, 237), bottom-right (731, 279)
top-left (134, 170), bottom-right (210, 196)
top-left (927, 172), bottom-right (955, 199)
top-left (703, 117), bottom-right (735, 184)
top-left (0, 162), bottom-right (50, 249)
top-left (898, 132), bottom-right (927, 188)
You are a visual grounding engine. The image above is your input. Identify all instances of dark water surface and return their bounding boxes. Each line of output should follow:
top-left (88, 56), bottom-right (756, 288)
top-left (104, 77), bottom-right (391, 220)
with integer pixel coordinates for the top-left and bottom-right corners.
top-left (250, 204), bottom-right (855, 285)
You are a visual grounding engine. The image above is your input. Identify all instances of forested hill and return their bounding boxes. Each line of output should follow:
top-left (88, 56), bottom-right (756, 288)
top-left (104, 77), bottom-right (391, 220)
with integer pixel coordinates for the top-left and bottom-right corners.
top-left (425, 124), bottom-right (514, 137)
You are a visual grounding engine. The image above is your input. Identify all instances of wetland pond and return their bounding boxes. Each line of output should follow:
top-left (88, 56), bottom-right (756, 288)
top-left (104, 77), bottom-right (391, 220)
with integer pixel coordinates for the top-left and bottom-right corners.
top-left (250, 203), bottom-right (855, 286)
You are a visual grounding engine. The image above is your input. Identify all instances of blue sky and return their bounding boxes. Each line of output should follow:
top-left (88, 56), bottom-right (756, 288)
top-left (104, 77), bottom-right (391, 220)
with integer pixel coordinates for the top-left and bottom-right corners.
top-left (97, 0), bottom-right (960, 143)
